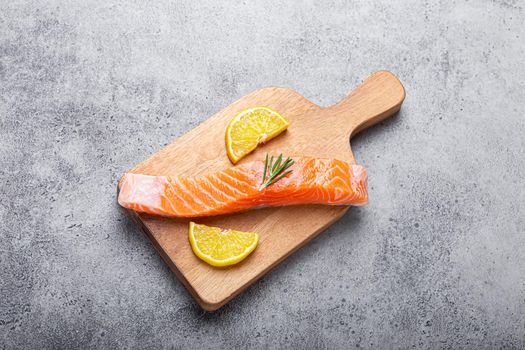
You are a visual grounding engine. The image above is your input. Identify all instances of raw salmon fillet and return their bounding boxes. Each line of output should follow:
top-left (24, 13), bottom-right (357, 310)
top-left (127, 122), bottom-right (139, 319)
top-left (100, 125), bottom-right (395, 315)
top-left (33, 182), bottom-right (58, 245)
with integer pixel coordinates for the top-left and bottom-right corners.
top-left (118, 157), bottom-right (368, 218)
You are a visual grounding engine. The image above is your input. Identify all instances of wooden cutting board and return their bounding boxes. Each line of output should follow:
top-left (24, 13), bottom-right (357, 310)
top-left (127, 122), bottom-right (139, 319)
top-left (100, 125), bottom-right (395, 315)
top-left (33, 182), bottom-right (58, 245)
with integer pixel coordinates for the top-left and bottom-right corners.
top-left (120, 71), bottom-right (405, 311)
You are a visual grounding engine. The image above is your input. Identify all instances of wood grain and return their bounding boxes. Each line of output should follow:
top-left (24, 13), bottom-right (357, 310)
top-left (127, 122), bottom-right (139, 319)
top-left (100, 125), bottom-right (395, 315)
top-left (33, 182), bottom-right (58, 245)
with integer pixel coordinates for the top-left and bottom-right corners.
top-left (120, 71), bottom-right (405, 311)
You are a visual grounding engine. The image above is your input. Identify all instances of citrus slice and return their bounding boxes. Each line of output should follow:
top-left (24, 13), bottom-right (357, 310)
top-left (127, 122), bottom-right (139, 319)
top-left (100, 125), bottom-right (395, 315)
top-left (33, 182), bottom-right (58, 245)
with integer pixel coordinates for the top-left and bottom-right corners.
top-left (225, 106), bottom-right (289, 164)
top-left (189, 222), bottom-right (259, 267)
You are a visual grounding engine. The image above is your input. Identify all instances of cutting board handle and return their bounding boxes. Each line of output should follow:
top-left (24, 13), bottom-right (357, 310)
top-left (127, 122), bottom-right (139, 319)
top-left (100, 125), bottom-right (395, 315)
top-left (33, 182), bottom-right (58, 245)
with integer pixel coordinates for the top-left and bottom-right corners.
top-left (326, 70), bottom-right (405, 138)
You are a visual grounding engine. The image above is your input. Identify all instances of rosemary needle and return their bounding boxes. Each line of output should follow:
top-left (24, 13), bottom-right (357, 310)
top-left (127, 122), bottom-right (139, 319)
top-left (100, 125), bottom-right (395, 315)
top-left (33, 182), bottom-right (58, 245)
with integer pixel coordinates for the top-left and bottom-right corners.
top-left (259, 153), bottom-right (294, 190)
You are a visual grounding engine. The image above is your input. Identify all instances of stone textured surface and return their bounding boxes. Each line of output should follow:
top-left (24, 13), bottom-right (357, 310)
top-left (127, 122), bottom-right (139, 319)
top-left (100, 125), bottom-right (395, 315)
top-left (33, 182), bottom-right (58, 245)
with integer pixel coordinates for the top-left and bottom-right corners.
top-left (1, 0), bottom-right (524, 348)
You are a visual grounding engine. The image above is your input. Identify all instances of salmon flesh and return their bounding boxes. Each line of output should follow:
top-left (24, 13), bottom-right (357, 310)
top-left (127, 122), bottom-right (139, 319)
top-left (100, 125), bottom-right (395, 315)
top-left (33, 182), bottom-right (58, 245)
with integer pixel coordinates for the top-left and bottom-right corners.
top-left (118, 157), bottom-right (368, 218)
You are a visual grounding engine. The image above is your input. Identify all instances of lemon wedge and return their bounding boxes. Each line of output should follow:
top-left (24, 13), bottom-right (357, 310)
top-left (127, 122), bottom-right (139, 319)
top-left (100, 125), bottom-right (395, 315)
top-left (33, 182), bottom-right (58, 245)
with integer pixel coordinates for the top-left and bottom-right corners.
top-left (189, 222), bottom-right (259, 267)
top-left (225, 106), bottom-right (289, 164)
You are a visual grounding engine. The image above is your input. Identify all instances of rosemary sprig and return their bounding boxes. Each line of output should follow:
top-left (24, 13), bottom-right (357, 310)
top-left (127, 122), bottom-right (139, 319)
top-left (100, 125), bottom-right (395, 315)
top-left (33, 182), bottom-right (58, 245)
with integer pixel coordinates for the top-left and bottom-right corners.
top-left (259, 153), bottom-right (295, 190)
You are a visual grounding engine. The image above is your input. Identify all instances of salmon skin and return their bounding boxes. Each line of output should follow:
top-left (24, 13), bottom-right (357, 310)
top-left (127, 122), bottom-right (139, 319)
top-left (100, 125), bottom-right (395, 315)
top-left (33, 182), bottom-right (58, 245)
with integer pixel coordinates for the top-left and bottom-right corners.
top-left (118, 157), bottom-right (368, 218)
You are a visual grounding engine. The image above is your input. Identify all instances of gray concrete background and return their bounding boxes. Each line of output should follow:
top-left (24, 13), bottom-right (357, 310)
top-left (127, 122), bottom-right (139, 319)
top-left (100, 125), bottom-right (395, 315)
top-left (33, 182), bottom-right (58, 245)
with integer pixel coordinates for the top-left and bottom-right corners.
top-left (1, 0), bottom-right (524, 348)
